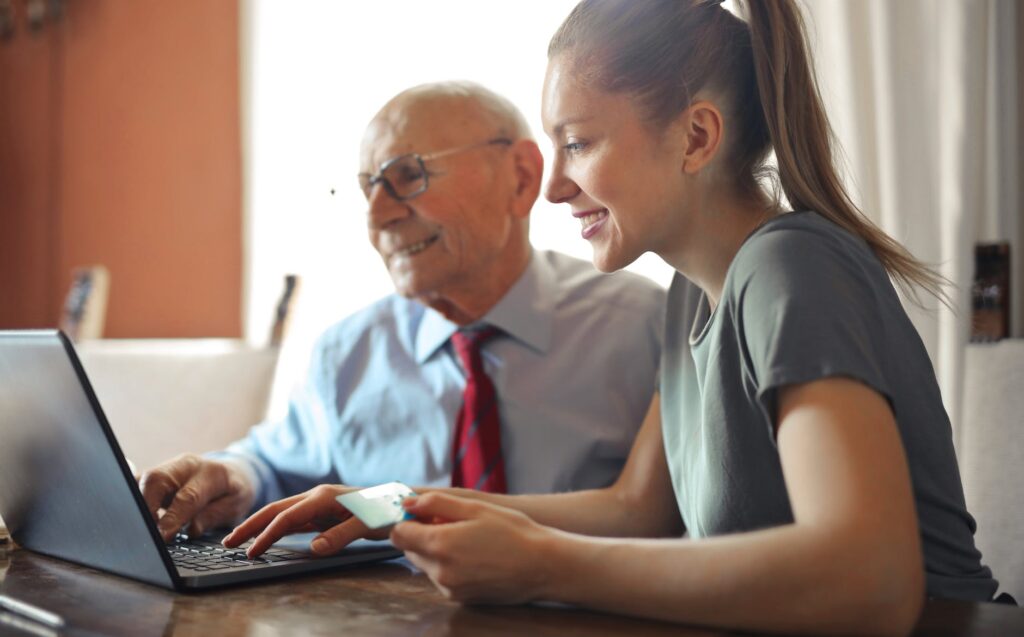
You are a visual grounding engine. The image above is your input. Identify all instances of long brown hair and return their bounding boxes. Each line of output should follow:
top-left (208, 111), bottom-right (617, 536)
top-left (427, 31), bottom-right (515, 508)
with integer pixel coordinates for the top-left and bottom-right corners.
top-left (549, 0), bottom-right (947, 305)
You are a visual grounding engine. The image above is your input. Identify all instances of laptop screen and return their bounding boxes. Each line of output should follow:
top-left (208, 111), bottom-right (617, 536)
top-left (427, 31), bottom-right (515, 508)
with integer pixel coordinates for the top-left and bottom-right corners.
top-left (0, 331), bottom-right (175, 588)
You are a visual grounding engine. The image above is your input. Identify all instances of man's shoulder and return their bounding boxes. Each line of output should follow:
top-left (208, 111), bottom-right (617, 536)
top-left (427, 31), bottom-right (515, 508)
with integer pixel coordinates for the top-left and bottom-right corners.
top-left (539, 250), bottom-right (666, 313)
top-left (313, 294), bottom-right (423, 353)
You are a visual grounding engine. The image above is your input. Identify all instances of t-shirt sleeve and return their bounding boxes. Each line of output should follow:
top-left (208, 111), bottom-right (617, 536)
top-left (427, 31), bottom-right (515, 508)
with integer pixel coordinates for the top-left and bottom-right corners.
top-left (729, 227), bottom-right (892, 436)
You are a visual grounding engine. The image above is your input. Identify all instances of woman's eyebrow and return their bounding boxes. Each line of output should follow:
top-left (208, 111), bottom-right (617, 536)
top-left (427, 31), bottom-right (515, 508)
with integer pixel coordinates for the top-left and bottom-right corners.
top-left (550, 115), bottom-right (594, 137)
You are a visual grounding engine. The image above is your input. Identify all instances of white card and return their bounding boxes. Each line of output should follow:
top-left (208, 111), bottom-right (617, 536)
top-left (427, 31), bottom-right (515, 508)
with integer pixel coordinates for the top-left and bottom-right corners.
top-left (336, 482), bottom-right (417, 530)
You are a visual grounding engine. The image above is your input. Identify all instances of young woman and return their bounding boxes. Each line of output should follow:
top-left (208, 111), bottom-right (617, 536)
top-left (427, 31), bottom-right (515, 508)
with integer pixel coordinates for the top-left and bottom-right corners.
top-left (225, 1), bottom-right (1001, 633)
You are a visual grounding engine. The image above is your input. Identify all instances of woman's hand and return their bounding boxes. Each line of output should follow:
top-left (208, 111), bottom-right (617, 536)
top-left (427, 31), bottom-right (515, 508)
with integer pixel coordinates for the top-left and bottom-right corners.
top-left (222, 484), bottom-right (386, 558)
top-left (391, 492), bottom-right (559, 604)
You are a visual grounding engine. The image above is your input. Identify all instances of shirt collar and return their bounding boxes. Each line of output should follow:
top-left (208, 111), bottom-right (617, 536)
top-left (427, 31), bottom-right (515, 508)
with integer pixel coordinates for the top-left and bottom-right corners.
top-left (413, 249), bottom-right (556, 364)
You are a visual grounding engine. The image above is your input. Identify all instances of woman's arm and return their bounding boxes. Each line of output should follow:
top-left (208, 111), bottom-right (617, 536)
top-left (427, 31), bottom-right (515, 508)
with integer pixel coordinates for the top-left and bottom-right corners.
top-left (226, 394), bottom-right (681, 556)
top-left (393, 378), bottom-right (925, 636)
top-left (443, 393), bottom-right (682, 537)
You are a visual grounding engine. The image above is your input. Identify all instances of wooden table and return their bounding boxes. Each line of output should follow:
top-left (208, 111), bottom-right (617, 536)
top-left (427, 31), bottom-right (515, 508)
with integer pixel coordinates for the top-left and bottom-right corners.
top-left (1, 547), bottom-right (1021, 636)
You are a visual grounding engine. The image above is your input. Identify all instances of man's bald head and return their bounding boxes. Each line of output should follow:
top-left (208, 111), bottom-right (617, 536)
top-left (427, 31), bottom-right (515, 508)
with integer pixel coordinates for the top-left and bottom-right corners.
top-left (360, 82), bottom-right (533, 171)
top-left (365, 81), bottom-right (532, 154)
top-left (359, 82), bottom-right (545, 325)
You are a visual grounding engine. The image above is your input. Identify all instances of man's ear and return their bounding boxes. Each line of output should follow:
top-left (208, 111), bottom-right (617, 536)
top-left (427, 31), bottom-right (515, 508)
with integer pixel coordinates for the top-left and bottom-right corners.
top-left (676, 100), bottom-right (724, 175)
top-left (509, 139), bottom-right (544, 219)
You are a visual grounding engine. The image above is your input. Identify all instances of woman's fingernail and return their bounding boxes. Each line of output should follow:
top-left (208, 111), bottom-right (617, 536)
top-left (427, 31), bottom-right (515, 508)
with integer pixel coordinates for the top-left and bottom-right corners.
top-left (311, 538), bottom-right (329, 554)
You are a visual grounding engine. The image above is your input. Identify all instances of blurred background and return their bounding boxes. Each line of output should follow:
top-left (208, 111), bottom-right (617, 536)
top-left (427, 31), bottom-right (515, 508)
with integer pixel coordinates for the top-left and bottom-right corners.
top-left (1, 0), bottom-right (1021, 419)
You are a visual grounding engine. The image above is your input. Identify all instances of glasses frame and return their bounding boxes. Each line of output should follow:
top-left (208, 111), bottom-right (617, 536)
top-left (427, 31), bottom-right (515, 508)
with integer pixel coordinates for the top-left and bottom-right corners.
top-left (358, 137), bottom-right (513, 202)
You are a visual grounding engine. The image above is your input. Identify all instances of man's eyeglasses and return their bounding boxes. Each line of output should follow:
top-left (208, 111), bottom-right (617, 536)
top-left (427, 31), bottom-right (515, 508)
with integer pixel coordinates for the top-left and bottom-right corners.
top-left (357, 137), bottom-right (512, 202)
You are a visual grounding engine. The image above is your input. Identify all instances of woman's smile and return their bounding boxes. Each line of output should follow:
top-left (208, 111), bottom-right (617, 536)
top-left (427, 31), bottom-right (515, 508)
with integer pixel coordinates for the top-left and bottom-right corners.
top-left (573, 208), bottom-right (609, 239)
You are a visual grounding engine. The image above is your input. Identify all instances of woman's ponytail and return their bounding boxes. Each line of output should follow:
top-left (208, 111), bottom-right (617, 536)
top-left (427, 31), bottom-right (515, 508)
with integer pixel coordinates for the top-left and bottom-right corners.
top-left (550, 0), bottom-right (948, 305)
top-left (744, 0), bottom-right (948, 305)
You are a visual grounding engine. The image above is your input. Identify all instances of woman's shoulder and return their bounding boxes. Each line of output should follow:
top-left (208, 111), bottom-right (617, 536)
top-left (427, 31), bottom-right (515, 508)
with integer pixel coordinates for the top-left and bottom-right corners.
top-left (725, 211), bottom-right (889, 311)
top-left (732, 211), bottom-right (879, 281)
top-left (747, 210), bottom-right (869, 254)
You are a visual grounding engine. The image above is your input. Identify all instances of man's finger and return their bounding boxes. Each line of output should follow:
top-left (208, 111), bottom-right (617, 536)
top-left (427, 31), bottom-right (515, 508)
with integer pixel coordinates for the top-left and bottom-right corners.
top-left (187, 495), bottom-right (243, 539)
top-left (157, 466), bottom-right (225, 541)
top-left (139, 455), bottom-right (203, 521)
top-left (139, 471), bottom-right (177, 520)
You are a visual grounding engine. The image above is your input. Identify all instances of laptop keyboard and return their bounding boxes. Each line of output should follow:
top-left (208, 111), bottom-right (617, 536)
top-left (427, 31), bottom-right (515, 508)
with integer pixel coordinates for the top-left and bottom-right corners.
top-left (169, 533), bottom-right (309, 572)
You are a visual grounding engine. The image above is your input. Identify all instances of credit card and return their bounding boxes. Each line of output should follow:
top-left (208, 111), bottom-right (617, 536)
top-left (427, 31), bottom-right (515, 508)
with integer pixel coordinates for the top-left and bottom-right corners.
top-left (336, 482), bottom-right (417, 530)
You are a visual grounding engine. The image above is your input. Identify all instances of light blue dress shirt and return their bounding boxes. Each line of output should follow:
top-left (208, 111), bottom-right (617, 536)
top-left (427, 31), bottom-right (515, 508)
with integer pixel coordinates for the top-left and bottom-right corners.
top-left (217, 250), bottom-right (665, 508)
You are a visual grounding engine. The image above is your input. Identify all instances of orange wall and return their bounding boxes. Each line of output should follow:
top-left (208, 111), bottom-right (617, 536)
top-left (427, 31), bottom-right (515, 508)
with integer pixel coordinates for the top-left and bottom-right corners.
top-left (0, 0), bottom-right (241, 337)
top-left (0, 12), bottom-right (56, 329)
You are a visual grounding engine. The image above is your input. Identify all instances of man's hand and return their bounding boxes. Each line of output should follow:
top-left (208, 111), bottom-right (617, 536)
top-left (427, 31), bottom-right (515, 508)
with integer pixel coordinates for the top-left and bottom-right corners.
top-left (223, 485), bottom-right (388, 559)
top-left (139, 454), bottom-right (256, 542)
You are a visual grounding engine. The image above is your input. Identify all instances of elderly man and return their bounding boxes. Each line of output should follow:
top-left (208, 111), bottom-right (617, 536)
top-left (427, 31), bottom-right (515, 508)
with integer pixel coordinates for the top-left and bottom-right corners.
top-left (140, 81), bottom-right (664, 542)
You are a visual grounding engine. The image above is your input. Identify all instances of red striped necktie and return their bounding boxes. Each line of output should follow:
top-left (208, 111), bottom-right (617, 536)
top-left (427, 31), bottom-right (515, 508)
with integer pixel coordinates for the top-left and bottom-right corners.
top-left (449, 326), bottom-right (507, 493)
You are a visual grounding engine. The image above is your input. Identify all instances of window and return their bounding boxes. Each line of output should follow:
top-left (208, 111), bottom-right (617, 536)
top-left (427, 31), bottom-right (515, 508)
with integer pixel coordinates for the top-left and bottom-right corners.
top-left (244, 1), bottom-right (672, 410)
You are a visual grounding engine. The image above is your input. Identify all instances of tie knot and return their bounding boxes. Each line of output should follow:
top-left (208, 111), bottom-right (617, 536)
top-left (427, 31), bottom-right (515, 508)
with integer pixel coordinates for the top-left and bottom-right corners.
top-left (451, 326), bottom-right (500, 372)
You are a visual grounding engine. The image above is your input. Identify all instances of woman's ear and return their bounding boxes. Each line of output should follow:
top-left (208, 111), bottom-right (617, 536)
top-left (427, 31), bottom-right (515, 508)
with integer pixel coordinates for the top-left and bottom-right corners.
top-left (509, 139), bottom-right (544, 219)
top-left (676, 100), bottom-right (724, 175)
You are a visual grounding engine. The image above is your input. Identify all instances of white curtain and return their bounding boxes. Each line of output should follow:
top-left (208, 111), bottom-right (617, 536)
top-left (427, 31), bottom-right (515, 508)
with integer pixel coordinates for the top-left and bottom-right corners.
top-left (800, 0), bottom-right (1020, 435)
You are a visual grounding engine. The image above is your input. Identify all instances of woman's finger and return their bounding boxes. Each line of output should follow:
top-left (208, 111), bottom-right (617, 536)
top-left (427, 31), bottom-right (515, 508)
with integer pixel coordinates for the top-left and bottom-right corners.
top-left (246, 490), bottom-right (349, 558)
top-left (403, 550), bottom-right (453, 599)
top-left (390, 517), bottom-right (456, 557)
top-left (309, 516), bottom-right (371, 555)
top-left (401, 491), bottom-right (487, 522)
top-left (222, 493), bottom-right (303, 547)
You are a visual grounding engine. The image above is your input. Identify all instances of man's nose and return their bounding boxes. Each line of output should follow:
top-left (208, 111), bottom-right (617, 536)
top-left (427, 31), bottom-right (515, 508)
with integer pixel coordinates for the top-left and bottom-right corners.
top-left (543, 156), bottom-right (579, 204)
top-left (366, 183), bottom-right (409, 228)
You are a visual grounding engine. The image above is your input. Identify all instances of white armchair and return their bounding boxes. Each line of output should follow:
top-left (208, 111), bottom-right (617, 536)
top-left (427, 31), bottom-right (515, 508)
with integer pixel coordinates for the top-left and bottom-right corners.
top-left (958, 340), bottom-right (1024, 601)
top-left (76, 339), bottom-right (280, 472)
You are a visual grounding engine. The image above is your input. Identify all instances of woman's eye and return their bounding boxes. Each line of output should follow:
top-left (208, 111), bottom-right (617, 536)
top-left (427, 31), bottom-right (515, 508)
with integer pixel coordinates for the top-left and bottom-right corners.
top-left (563, 141), bottom-right (587, 154)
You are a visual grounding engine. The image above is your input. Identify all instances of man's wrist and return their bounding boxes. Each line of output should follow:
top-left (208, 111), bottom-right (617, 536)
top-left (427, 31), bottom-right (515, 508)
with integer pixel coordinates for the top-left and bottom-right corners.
top-left (221, 458), bottom-right (259, 512)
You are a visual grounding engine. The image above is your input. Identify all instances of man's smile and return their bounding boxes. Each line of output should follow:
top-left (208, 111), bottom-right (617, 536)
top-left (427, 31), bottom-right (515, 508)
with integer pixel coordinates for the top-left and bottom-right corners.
top-left (390, 233), bottom-right (440, 259)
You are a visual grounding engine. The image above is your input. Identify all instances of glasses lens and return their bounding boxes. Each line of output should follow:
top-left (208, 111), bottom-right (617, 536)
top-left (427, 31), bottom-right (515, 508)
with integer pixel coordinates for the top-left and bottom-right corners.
top-left (382, 155), bottom-right (427, 200)
top-left (357, 174), bottom-right (374, 199)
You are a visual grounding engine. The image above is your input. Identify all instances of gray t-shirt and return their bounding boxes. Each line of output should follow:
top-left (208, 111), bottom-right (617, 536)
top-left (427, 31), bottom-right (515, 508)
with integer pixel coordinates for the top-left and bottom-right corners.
top-left (660, 211), bottom-right (997, 601)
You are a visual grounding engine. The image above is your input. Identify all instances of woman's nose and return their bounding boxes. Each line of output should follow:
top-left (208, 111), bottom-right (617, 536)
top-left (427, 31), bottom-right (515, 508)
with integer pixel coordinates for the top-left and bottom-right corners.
top-left (543, 156), bottom-right (579, 204)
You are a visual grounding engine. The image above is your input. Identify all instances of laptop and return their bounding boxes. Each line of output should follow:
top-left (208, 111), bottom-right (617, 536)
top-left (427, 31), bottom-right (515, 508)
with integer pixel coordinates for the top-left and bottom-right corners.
top-left (0, 330), bottom-right (402, 590)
